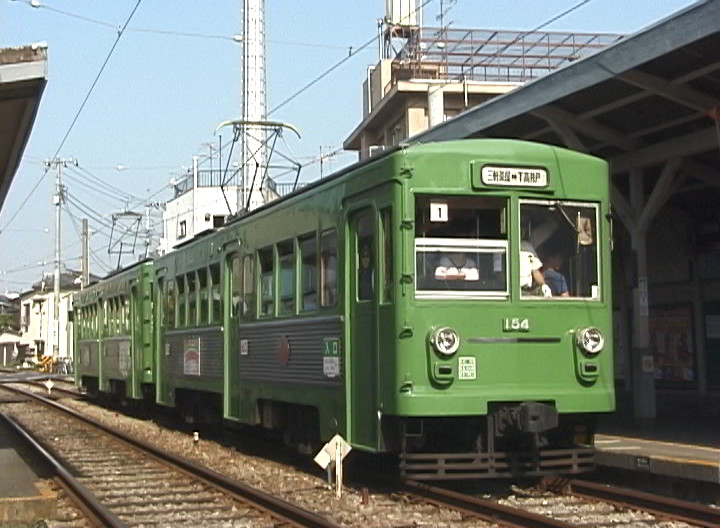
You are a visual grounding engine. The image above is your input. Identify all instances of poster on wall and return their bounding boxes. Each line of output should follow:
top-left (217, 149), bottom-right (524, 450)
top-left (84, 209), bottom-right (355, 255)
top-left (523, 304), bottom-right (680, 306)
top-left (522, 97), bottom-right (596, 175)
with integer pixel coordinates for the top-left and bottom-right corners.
top-left (183, 337), bottom-right (201, 376)
top-left (118, 341), bottom-right (130, 377)
top-left (648, 305), bottom-right (694, 383)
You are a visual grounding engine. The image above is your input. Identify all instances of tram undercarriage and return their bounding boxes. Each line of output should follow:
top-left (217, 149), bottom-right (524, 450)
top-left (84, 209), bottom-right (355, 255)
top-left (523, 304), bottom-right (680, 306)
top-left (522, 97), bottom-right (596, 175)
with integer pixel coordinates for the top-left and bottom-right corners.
top-left (390, 403), bottom-right (596, 480)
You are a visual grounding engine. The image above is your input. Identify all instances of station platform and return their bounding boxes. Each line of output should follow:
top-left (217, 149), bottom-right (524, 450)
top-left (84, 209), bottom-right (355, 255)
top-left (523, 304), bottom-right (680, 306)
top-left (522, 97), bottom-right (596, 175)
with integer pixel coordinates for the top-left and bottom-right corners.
top-left (595, 390), bottom-right (720, 488)
top-left (0, 419), bottom-right (57, 525)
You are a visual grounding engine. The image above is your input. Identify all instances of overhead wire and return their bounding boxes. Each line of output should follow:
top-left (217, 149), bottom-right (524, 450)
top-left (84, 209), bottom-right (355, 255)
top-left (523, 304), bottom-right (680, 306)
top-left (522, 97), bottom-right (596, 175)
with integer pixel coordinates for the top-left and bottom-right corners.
top-left (64, 194), bottom-right (114, 234)
top-left (62, 172), bottom-right (130, 209)
top-left (11, 0), bottom-right (351, 49)
top-left (268, 0), bottom-right (437, 117)
top-left (73, 165), bottom-right (142, 202)
top-left (0, 0), bottom-right (144, 237)
top-left (65, 202), bottom-right (113, 273)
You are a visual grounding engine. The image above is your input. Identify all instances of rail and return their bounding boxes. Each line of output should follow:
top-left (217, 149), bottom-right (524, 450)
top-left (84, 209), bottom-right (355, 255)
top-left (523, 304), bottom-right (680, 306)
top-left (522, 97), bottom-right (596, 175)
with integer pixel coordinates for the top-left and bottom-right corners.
top-left (2, 412), bottom-right (126, 528)
top-left (403, 479), bottom-right (578, 528)
top-left (1, 384), bottom-right (341, 528)
top-left (545, 477), bottom-right (720, 528)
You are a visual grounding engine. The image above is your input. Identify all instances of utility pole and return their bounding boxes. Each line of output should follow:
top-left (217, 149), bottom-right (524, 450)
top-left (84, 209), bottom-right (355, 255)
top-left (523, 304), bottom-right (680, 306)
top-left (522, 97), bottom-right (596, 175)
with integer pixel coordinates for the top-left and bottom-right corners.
top-left (45, 157), bottom-right (77, 359)
top-left (320, 146), bottom-right (324, 178)
top-left (81, 218), bottom-right (89, 288)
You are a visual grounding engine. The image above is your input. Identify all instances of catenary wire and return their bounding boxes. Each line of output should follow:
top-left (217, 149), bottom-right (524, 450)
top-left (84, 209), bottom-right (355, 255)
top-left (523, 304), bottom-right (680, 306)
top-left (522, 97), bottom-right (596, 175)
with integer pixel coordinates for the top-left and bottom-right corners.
top-left (0, 0), bottom-right (144, 237)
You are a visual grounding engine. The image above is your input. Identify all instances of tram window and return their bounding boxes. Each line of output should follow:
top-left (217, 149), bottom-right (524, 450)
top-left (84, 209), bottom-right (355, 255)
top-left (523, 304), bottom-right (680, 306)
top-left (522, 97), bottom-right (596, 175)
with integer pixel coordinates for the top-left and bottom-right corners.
top-left (230, 255), bottom-right (241, 318)
top-left (187, 272), bottom-right (197, 326)
top-left (199, 268), bottom-right (209, 324)
top-left (105, 300), bottom-right (112, 335)
top-left (415, 195), bottom-right (506, 239)
top-left (110, 299), bottom-right (116, 335)
top-left (320, 229), bottom-right (337, 307)
top-left (210, 263), bottom-right (222, 325)
top-left (278, 241), bottom-right (295, 316)
top-left (414, 195), bottom-right (508, 297)
top-left (381, 208), bottom-right (393, 303)
top-left (177, 276), bottom-right (186, 327)
top-left (243, 255), bottom-right (256, 318)
top-left (166, 279), bottom-right (176, 329)
top-left (520, 201), bottom-right (600, 299)
top-left (123, 297), bottom-right (130, 334)
top-left (118, 298), bottom-right (124, 334)
top-left (259, 247), bottom-right (275, 317)
top-left (299, 233), bottom-right (318, 311)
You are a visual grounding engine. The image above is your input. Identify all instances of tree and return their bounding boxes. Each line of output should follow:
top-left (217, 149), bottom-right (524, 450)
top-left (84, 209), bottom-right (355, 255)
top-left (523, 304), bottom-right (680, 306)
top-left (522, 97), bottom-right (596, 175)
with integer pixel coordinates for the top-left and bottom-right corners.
top-left (0, 312), bottom-right (19, 333)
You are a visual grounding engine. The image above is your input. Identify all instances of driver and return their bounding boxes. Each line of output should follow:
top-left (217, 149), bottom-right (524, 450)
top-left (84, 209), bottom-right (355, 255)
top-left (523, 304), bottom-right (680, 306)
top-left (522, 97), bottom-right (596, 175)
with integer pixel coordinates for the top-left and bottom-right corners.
top-left (434, 252), bottom-right (479, 281)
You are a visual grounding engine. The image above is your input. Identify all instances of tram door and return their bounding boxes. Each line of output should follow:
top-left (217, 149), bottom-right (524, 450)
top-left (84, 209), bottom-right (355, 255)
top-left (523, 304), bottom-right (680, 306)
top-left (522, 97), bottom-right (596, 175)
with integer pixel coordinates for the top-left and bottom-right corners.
top-left (130, 285), bottom-right (140, 399)
top-left (349, 208), bottom-right (379, 449)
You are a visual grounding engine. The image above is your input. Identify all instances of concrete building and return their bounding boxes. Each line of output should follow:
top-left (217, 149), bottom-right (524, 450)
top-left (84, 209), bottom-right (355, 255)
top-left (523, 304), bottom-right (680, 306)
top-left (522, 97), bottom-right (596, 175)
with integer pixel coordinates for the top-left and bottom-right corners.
top-left (344, 26), bottom-right (620, 159)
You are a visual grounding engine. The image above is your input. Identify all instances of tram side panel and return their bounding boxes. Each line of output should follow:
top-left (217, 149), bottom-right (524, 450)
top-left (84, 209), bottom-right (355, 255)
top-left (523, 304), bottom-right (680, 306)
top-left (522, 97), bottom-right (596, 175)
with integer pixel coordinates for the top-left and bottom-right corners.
top-left (223, 180), bottom-right (352, 448)
top-left (154, 240), bottom-right (226, 422)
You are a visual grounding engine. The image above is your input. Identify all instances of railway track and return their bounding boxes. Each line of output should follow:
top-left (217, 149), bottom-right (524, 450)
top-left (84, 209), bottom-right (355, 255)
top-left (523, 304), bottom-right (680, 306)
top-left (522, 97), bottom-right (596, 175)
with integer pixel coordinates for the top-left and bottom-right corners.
top-left (543, 477), bottom-right (720, 528)
top-left (401, 478), bottom-right (719, 528)
top-left (1, 384), bottom-right (340, 527)
top-left (3, 381), bottom-right (717, 528)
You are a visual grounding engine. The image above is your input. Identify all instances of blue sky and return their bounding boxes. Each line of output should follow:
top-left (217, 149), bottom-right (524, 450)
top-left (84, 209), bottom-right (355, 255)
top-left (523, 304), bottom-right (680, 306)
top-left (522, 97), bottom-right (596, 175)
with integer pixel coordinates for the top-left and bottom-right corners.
top-left (0, 0), bottom-right (698, 292)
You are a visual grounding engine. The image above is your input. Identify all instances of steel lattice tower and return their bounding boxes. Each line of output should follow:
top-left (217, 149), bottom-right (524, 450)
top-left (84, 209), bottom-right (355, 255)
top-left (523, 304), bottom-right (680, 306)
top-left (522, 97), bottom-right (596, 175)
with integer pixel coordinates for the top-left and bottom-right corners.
top-left (240, 0), bottom-right (267, 211)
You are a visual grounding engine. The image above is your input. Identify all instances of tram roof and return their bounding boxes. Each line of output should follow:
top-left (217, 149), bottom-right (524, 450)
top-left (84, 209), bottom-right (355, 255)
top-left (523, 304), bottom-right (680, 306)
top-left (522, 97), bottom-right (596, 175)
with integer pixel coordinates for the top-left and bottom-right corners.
top-left (0, 44), bottom-right (47, 213)
top-left (410, 0), bottom-right (720, 200)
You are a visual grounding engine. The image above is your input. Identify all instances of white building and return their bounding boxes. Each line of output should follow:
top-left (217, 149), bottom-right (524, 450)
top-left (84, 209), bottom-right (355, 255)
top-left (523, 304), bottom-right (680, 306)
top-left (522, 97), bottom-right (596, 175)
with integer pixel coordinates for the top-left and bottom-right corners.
top-left (0, 332), bottom-right (20, 366)
top-left (19, 272), bottom-right (84, 361)
top-left (160, 158), bottom-right (286, 254)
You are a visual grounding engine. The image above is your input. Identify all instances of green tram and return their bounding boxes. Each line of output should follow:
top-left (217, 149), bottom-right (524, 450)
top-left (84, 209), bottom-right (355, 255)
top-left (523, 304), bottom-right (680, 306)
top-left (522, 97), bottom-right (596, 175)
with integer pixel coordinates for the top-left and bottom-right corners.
top-left (74, 260), bottom-right (155, 401)
top-left (75, 139), bottom-right (614, 479)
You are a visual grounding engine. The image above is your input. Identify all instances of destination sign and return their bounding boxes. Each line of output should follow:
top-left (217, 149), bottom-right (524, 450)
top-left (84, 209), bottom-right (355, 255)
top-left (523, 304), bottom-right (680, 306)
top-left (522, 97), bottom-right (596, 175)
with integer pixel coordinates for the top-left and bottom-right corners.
top-left (481, 166), bottom-right (548, 187)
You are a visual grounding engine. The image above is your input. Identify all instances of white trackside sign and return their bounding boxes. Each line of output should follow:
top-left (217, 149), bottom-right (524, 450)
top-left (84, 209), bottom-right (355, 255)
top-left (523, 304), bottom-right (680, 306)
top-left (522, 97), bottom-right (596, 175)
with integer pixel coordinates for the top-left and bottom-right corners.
top-left (481, 166), bottom-right (548, 187)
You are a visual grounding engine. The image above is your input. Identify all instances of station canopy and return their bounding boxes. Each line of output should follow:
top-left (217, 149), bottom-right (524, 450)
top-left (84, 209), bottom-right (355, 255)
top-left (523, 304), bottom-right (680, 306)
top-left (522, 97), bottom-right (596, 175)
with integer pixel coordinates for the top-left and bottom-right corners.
top-left (412, 0), bottom-right (720, 227)
top-left (0, 44), bottom-right (48, 213)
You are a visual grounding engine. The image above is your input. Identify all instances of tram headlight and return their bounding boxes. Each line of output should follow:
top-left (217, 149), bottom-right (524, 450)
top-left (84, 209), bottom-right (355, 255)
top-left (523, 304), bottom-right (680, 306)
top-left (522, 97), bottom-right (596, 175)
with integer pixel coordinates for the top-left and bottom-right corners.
top-left (430, 326), bottom-right (460, 356)
top-left (576, 327), bottom-right (604, 355)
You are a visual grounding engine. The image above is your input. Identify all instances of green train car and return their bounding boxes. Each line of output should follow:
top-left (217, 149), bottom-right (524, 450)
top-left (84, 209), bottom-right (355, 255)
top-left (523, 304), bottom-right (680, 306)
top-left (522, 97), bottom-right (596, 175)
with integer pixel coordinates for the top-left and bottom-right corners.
top-left (74, 260), bottom-right (155, 400)
top-left (75, 139), bottom-right (614, 479)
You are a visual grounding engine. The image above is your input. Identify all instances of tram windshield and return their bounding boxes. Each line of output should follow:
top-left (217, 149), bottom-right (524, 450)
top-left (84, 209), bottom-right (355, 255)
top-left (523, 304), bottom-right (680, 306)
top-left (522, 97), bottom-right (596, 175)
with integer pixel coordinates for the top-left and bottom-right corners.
top-left (519, 200), bottom-right (600, 300)
top-left (415, 195), bottom-right (508, 299)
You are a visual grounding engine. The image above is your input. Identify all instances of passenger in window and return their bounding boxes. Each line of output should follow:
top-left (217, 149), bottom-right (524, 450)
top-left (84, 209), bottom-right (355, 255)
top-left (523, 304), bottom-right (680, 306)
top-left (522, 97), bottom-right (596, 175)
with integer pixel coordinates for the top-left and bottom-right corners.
top-left (434, 252), bottom-right (479, 281)
top-left (358, 244), bottom-right (374, 300)
top-left (520, 239), bottom-right (550, 296)
top-left (542, 251), bottom-right (570, 297)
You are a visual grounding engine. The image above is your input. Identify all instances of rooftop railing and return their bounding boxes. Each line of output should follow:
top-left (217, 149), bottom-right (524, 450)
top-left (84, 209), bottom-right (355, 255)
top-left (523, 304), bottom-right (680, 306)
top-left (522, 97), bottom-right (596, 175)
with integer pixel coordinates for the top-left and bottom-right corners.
top-left (392, 27), bottom-right (622, 83)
